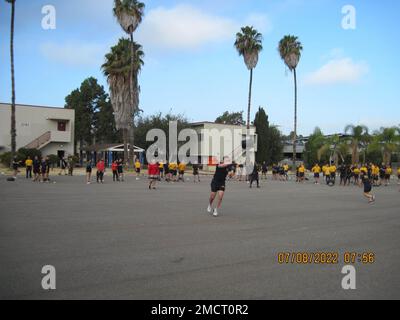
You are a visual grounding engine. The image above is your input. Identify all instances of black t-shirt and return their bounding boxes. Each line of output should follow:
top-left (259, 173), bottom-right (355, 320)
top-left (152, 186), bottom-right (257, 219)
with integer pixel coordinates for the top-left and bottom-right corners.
top-left (213, 166), bottom-right (230, 184)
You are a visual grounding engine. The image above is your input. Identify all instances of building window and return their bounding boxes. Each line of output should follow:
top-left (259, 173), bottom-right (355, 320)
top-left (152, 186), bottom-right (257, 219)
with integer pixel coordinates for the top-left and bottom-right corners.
top-left (58, 121), bottom-right (66, 131)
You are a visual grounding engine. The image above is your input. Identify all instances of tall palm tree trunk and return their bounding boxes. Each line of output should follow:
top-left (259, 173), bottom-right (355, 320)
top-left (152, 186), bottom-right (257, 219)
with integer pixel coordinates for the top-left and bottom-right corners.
top-left (247, 68), bottom-right (253, 130)
top-left (123, 128), bottom-right (128, 165)
top-left (128, 33), bottom-right (135, 168)
top-left (292, 68), bottom-right (297, 169)
top-left (9, 0), bottom-right (16, 167)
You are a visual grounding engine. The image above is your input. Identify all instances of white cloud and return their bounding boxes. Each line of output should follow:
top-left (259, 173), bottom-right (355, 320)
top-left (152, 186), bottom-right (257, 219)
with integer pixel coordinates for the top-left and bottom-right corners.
top-left (304, 58), bottom-right (369, 85)
top-left (136, 5), bottom-right (237, 50)
top-left (136, 5), bottom-right (271, 50)
top-left (40, 41), bottom-right (107, 66)
top-left (244, 13), bottom-right (272, 34)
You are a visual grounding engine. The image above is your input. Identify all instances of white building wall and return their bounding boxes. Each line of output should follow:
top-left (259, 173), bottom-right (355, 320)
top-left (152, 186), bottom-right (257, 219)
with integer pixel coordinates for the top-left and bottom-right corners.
top-left (0, 103), bottom-right (75, 157)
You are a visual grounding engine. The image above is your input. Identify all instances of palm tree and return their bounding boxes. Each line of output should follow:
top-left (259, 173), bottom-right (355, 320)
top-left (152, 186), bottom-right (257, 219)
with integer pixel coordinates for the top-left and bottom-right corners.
top-left (278, 35), bottom-right (303, 168)
top-left (344, 124), bottom-right (369, 164)
top-left (6, 0), bottom-right (16, 166)
top-left (373, 127), bottom-right (400, 165)
top-left (102, 38), bottom-right (144, 164)
top-left (234, 26), bottom-right (263, 130)
top-left (113, 0), bottom-right (145, 166)
top-left (318, 135), bottom-right (348, 165)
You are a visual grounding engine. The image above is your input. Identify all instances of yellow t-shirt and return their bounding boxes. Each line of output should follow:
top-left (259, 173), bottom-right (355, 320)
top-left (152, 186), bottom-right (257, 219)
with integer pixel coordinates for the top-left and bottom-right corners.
top-left (135, 161), bottom-right (141, 169)
top-left (312, 165), bottom-right (321, 173)
top-left (322, 166), bottom-right (328, 174)
top-left (360, 167), bottom-right (368, 174)
top-left (353, 168), bottom-right (360, 175)
top-left (329, 165), bottom-right (337, 173)
top-left (169, 162), bottom-right (177, 170)
top-left (373, 167), bottom-right (379, 175)
top-left (386, 167), bottom-right (392, 175)
top-left (25, 159), bottom-right (33, 167)
top-left (397, 168), bottom-right (400, 175)
top-left (178, 163), bottom-right (186, 171)
top-left (298, 166), bottom-right (305, 173)
top-left (159, 162), bottom-right (164, 169)
top-left (283, 165), bottom-right (289, 171)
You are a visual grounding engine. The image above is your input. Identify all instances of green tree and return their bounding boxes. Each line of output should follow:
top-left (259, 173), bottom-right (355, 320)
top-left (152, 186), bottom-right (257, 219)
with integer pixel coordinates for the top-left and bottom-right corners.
top-left (215, 111), bottom-right (245, 126)
top-left (318, 135), bottom-right (348, 165)
top-left (94, 95), bottom-right (121, 144)
top-left (65, 77), bottom-right (108, 155)
top-left (304, 127), bottom-right (326, 167)
top-left (344, 124), bottom-right (369, 164)
top-left (370, 127), bottom-right (400, 165)
top-left (268, 125), bottom-right (284, 164)
top-left (278, 35), bottom-right (303, 169)
top-left (134, 112), bottom-right (190, 161)
top-left (253, 107), bottom-right (269, 164)
top-left (113, 0), bottom-right (145, 166)
top-left (102, 38), bottom-right (144, 164)
top-left (234, 26), bottom-right (263, 129)
top-left (5, 0), bottom-right (16, 166)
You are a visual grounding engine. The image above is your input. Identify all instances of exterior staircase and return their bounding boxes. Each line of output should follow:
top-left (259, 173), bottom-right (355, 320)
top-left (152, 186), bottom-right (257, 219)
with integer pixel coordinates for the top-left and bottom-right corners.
top-left (24, 131), bottom-right (51, 150)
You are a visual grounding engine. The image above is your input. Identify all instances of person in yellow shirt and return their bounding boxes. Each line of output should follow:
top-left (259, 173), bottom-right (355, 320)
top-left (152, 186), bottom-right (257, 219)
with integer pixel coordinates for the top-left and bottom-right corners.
top-left (283, 164), bottom-right (289, 181)
top-left (372, 164), bottom-right (380, 186)
top-left (135, 159), bottom-right (141, 180)
top-left (25, 156), bottom-right (33, 179)
top-left (311, 163), bottom-right (321, 184)
top-left (384, 165), bottom-right (393, 186)
top-left (298, 164), bottom-right (306, 183)
top-left (178, 161), bottom-right (187, 182)
top-left (397, 167), bottom-right (400, 185)
top-left (327, 163), bottom-right (337, 186)
top-left (352, 165), bottom-right (361, 186)
top-left (158, 161), bottom-right (164, 179)
top-left (169, 161), bottom-right (178, 182)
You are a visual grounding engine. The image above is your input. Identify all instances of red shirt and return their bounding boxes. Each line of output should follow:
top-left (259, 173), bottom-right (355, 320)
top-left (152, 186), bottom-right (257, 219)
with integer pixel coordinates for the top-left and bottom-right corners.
top-left (111, 162), bottom-right (118, 171)
top-left (97, 161), bottom-right (105, 172)
top-left (148, 163), bottom-right (159, 176)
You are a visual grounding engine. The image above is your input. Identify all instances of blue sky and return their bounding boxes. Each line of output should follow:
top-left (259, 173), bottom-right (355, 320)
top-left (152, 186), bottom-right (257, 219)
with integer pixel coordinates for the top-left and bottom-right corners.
top-left (1, 0), bottom-right (399, 135)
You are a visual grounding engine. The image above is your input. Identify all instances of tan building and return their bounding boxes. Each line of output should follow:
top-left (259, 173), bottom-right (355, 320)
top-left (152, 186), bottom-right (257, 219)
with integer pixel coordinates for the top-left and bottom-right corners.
top-left (190, 122), bottom-right (257, 169)
top-left (0, 103), bottom-right (75, 159)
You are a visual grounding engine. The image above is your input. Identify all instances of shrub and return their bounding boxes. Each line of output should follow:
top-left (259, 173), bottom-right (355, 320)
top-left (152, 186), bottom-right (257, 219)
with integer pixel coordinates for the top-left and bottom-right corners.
top-left (17, 148), bottom-right (42, 163)
top-left (0, 152), bottom-right (12, 167)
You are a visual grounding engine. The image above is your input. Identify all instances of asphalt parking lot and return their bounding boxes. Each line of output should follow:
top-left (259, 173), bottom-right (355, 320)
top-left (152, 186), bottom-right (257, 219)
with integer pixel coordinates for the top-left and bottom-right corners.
top-left (0, 173), bottom-right (399, 299)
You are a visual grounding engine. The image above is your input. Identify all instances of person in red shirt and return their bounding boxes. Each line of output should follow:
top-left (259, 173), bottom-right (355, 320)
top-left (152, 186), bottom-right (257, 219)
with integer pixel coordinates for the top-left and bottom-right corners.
top-left (111, 160), bottom-right (119, 182)
top-left (147, 161), bottom-right (160, 190)
top-left (96, 159), bottom-right (105, 183)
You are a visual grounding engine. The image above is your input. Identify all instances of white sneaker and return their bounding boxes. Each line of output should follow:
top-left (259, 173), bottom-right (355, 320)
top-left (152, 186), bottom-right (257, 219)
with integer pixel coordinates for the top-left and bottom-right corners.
top-left (213, 209), bottom-right (219, 217)
top-left (207, 205), bottom-right (212, 213)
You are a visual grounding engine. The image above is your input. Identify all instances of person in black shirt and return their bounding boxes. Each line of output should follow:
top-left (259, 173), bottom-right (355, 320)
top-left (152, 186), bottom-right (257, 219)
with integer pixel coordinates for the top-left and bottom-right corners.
top-left (12, 157), bottom-right (19, 179)
top-left (117, 158), bottom-right (124, 182)
top-left (207, 157), bottom-right (234, 217)
top-left (339, 164), bottom-right (346, 186)
top-left (261, 162), bottom-right (268, 180)
top-left (250, 163), bottom-right (260, 188)
top-left (33, 156), bottom-right (41, 182)
top-left (193, 163), bottom-right (200, 183)
top-left (361, 173), bottom-right (375, 204)
top-left (40, 157), bottom-right (47, 182)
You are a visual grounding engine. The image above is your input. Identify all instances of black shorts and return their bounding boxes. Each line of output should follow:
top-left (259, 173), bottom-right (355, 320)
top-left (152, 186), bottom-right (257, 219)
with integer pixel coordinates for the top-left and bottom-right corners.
top-left (172, 170), bottom-right (177, 176)
top-left (136, 168), bottom-right (140, 173)
top-left (86, 168), bottom-right (92, 173)
top-left (118, 168), bottom-right (123, 174)
top-left (299, 172), bottom-right (305, 178)
top-left (314, 173), bottom-right (320, 178)
top-left (211, 180), bottom-right (225, 193)
top-left (179, 170), bottom-right (185, 175)
top-left (364, 184), bottom-right (372, 193)
top-left (385, 174), bottom-right (391, 180)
